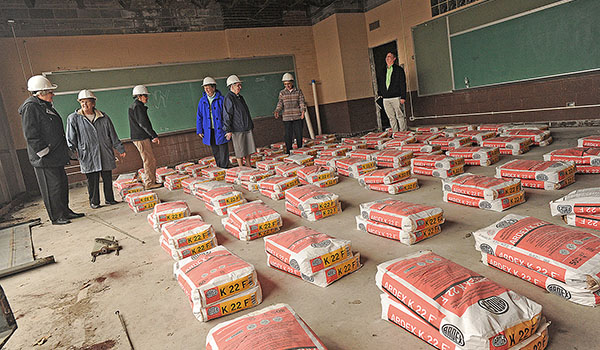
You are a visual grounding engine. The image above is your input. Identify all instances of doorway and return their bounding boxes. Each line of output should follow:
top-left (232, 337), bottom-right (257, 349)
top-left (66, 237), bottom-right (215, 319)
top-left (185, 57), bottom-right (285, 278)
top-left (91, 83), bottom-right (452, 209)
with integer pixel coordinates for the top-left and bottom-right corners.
top-left (369, 40), bottom-right (398, 131)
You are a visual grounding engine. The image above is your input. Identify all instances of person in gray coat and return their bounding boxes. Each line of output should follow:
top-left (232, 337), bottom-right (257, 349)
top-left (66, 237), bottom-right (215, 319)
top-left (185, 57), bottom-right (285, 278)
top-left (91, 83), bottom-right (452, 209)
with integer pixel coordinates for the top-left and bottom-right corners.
top-left (66, 90), bottom-right (126, 209)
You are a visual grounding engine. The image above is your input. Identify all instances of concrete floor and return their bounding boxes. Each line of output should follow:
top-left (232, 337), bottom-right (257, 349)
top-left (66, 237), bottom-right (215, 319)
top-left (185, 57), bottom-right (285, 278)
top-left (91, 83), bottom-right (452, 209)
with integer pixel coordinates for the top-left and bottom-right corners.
top-left (2, 126), bottom-right (600, 350)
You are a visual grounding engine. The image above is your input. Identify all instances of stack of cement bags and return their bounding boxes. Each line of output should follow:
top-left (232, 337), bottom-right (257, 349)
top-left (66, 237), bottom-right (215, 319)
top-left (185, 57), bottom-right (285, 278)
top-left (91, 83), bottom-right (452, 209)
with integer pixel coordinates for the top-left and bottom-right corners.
top-left (481, 136), bottom-right (531, 155)
top-left (446, 146), bottom-right (500, 166)
top-left (174, 246), bottom-right (262, 322)
top-left (411, 155), bottom-right (465, 178)
top-left (236, 169), bottom-right (275, 192)
top-left (455, 130), bottom-right (497, 145)
top-left (474, 214), bottom-right (600, 306)
top-left (543, 147), bottom-right (600, 174)
top-left (501, 128), bottom-right (553, 146)
top-left (156, 166), bottom-right (177, 184)
top-left (185, 164), bottom-right (209, 178)
top-left (496, 159), bottom-right (576, 190)
top-left (442, 173), bottom-right (525, 211)
top-left (296, 165), bottom-right (338, 188)
top-left (578, 135), bottom-right (600, 147)
top-left (175, 161), bottom-right (195, 174)
top-left (113, 175), bottom-right (144, 200)
top-left (429, 136), bottom-right (471, 150)
top-left (205, 303), bottom-right (327, 350)
top-left (164, 173), bottom-right (190, 191)
top-left (202, 166), bottom-right (226, 181)
top-left (285, 185), bottom-right (341, 221)
top-left (284, 154), bottom-right (314, 167)
top-left (126, 190), bottom-right (159, 213)
top-left (346, 149), bottom-right (380, 161)
top-left (221, 200), bottom-right (283, 241)
top-left (550, 188), bottom-right (600, 231)
top-left (147, 201), bottom-right (191, 232)
top-left (198, 186), bottom-right (245, 216)
top-left (396, 143), bottom-right (442, 157)
top-left (225, 166), bottom-right (253, 183)
top-left (256, 159), bottom-right (284, 171)
top-left (478, 123), bottom-right (510, 133)
top-left (159, 215), bottom-right (218, 260)
top-left (356, 199), bottom-right (444, 245)
top-left (275, 163), bottom-right (304, 177)
top-left (357, 167), bottom-right (418, 195)
top-left (377, 250), bottom-right (550, 348)
top-left (180, 177), bottom-right (211, 195)
top-left (264, 226), bottom-right (361, 287)
top-left (336, 157), bottom-right (376, 178)
top-left (257, 176), bottom-right (300, 200)
top-left (373, 150), bottom-right (413, 168)
top-left (191, 181), bottom-right (232, 200)
top-left (290, 147), bottom-right (318, 157)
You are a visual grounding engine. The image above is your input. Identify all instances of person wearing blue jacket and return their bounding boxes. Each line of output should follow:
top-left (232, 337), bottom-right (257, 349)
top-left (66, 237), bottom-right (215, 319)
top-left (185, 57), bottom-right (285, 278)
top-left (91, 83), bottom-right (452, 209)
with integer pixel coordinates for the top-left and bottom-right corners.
top-left (196, 77), bottom-right (230, 168)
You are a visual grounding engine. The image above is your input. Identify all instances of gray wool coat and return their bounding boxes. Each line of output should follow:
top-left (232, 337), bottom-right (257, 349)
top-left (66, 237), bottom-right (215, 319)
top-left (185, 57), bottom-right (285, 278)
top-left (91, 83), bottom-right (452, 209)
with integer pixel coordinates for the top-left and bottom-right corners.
top-left (66, 108), bottom-right (125, 174)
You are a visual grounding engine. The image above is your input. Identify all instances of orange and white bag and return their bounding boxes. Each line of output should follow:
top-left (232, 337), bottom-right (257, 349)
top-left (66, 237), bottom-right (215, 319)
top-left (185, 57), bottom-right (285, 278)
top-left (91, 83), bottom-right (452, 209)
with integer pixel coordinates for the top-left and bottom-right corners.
top-left (205, 303), bottom-right (327, 350)
top-left (456, 130), bottom-right (497, 144)
top-left (549, 187), bottom-right (600, 216)
top-left (578, 135), bottom-right (600, 147)
top-left (318, 148), bottom-right (346, 157)
top-left (501, 129), bottom-right (551, 143)
top-left (520, 175), bottom-right (575, 190)
top-left (314, 156), bottom-right (347, 168)
top-left (290, 147), bottom-right (318, 156)
top-left (381, 137), bottom-right (415, 148)
top-left (374, 150), bottom-right (413, 167)
top-left (160, 235), bottom-right (218, 260)
top-left (191, 181), bottom-right (232, 197)
top-left (443, 190), bottom-right (525, 212)
top-left (264, 226), bottom-right (352, 276)
top-left (296, 165), bottom-right (335, 184)
top-left (429, 137), bottom-right (472, 150)
top-left (482, 137), bottom-right (531, 155)
top-left (164, 174), bottom-right (190, 190)
top-left (285, 185), bottom-right (339, 213)
top-left (447, 146), bottom-right (500, 161)
top-left (285, 201), bottom-right (341, 221)
top-left (147, 201), bottom-right (191, 231)
top-left (478, 124), bottom-right (510, 133)
top-left (258, 176), bottom-right (300, 193)
top-left (155, 167), bottom-right (176, 183)
top-left (377, 250), bottom-right (544, 350)
top-left (398, 143), bottom-right (441, 154)
top-left (202, 187), bottom-right (244, 209)
top-left (335, 158), bottom-right (376, 177)
top-left (284, 154), bottom-right (314, 166)
top-left (411, 155), bottom-right (465, 169)
top-left (225, 166), bottom-right (253, 183)
top-left (442, 173), bottom-right (522, 201)
top-left (259, 188), bottom-right (286, 200)
top-left (496, 159), bottom-right (576, 183)
top-left (360, 199), bottom-right (444, 232)
top-left (203, 166), bottom-right (226, 180)
top-left (412, 164), bottom-right (464, 178)
top-left (275, 163), bottom-right (304, 177)
top-left (564, 213), bottom-right (600, 230)
top-left (365, 178), bottom-right (419, 194)
top-left (346, 149), bottom-right (380, 160)
top-left (310, 176), bottom-right (339, 188)
top-left (185, 164), bottom-right (209, 177)
top-left (358, 167), bottom-right (411, 186)
top-left (118, 182), bottom-right (144, 200)
top-left (222, 200), bottom-right (282, 241)
top-left (356, 215), bottom-right (440, 245)
top-left (543, 147), bottom-right (600, 166)
top-left (473, 214), bottom-right (600, 290)
top-left (125, 190), bottom-right (159, 213)
top-left (161, 215), bottom-right (213, 249)
top-left (256, 159), bottom-right (284, 171)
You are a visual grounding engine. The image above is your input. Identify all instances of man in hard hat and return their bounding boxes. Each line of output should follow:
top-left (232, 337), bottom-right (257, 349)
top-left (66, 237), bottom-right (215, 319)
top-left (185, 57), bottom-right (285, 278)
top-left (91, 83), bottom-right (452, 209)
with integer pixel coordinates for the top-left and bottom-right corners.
top-left (223, 75), bottom-right (256, 167)
top-left (377, 52), bottom-right (407, 132)
top-left (67, 90), bottom-right (126, 209)
top-left (18, 75), bottom-right (84, 225)
top-left (129, 85), bottom-right (160, 189)
top-left (274, 72), bottom-right (306, 154)
top-left (197, 77), bottom-right (230, 168)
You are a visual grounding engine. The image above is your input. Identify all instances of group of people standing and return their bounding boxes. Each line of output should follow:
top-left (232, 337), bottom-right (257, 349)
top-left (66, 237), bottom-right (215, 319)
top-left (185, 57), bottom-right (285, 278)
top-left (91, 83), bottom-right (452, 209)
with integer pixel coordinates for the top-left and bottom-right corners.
top-left (19, 71), bottom-right (307, 225)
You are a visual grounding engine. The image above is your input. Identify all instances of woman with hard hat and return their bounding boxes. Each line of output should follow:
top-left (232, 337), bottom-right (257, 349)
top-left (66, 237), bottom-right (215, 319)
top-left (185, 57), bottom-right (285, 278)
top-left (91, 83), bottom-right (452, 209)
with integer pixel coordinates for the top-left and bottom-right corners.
top-left (66, 90), bottom-right (126, 209)
top-left (274, 72), bottom-right (306, 154)
top-left (196, 77), bottom-right (230, 168)
top-left (18, 75), bottom-right (84, 225)
top-left (128, 85), bottom-right (160, 189)
top-left (223, 74), bottom-right (256, 167)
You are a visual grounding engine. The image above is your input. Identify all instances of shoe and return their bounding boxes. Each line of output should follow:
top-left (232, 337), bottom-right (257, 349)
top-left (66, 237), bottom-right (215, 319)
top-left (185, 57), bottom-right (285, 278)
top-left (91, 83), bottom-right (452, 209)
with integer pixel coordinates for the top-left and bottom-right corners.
top-left (67, 211), bottom-right (85, 219)
top-left (90, 204), bottom-right (101, 209)
top-left (52, 218), bottom-right (71, 225)
top-left (105, 200), bottom-right (120, 205)
top-left (145, 183), bottom-right (162, 190)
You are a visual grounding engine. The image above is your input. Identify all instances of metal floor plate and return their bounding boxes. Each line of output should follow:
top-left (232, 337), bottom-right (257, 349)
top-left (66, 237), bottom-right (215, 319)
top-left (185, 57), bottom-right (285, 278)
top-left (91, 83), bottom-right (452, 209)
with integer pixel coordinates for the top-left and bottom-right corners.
top-left (0, 220), bottom-right (39, 271)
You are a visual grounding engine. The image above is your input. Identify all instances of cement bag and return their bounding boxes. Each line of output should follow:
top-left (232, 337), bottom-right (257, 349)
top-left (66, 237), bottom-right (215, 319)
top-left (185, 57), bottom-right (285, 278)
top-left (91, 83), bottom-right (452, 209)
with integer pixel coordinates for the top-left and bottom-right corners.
top-left (182, 177), bottom-right (211, 194)
top-left (285, 201), bottom-right (341, 221)
top-left (265, 153), bottom-right (287, 161)
top-left (496, 159), bottom-right (576, 183)
top-left (442, 173), bottom-right (522, 200)
top-left (116, 172), bottom-right (137, 181)
top-left (203, 167), bottom-right (226, 180)
top-left (312, 143), bottom-right (337, 151)
top-left (206, 201), bottom-right (246, 216)
top-left (264, 226), bottom-right (352, 276)
top-left (316, 148), bottom-right (345, 157)
top-left (376, 251), bottom-right (543, 350)
top-left (175, 162), bottom-right (195, 174)
top-left (335, 158), bottom-right (376, 177)
top-left (366, 178), bottom-right (419, 194)
top-left (285, 185), bottom-right (339, 213)
top-left (414, 133), bottom-right (441, 143)
top-left (270, 142), bottom-right (286, 150)
top-left (314, 133), bottom-right (337, 143)
top-left (148, 201), bottom-right (191, 231)
top-left (534, 136), bottom-right (553, 147)
top-left (341, 136), bottom-right (367, 145)
top-left (563, 214), bottom-right (600, 231)
top-left (575, 164), bottom-right (600, 174)
top-left (519, 175), bottom-right (575, 190)
top-left (382, 137), bottom-right (415, 148)
top-left (478, 124), bottom-right (510, 133)
top-left (450, 124), bottom-right (476, 131)
top-left (550, 187), bottom-right (600, 216)
top-left (505, 124), bottom-right (549, 131)
top-left (358, 167), bottom-right (411, 186)
top-left (236, 180), bottom-right (259, 192)
top-left (482, 137), bottom-right (531, 155)
top-left (164, 174), bottom-right (190, 190)
top-left (412, 164), bottom-right (465, 178)
top-left (415, 126), bottom-right (442, 132)
top-left (314, 156), bottom-right (347, 168)
top-left (311, 176), bottom-right (339, 188)
top-left (482, 252), bottom-right (600, 307)
top-left (463, 156), bottom-right (500, 166)
top-left (456, 130), bottom-right (497, 144)
top-left (374, 150), bottom-right (413, 168)
top-left (199, 156), bottom-right (216, 166)
top-left (161, 215), bottom-right (213, 249)
top-left (501, 129), bottom-right (551, 143)
top-left (339, 143), bottom-right (367, 151)
top-left (225, 200), bottom-right (282, 240)
top-left (125, 190), bottom-right (158, 207)
top-left (290, 147), bottom-right (318, 156)
top-left (128, 200), bottom-right (158, 213)
top-left (360, 199), bottom-right (444, 232)
top-left (186, 164), bottom-right (209, 177)
top-left (543, 147), bottom-right (600, 165)
top-left (398, 143), bottom-right (441, 153)
top-left (296, 165), bottom-right (335, 183)
top-left (380, 293), bottom-right (550, 350)
top-left (190, 284), bottom-right (262, 322)
top-left (160, 235), bottom-right (218, 260)
top-left (411, 155), bottom-right (465, 169)
top-left (447, 146), bottom-right (500, 160)
top-left (238, 169), bottom-right (274, 182)
top-left (256, 159), bottom-right (284, 171)
top-left (203, 187), bottom-right (244, 208)
top-left (578, 135), bottom-right (600, 147)
top-left (472, 214), bottom-right (600, 290)
top-left (356, 215), bottom-right (440, 245)
top-left (275, 163), bottom-right (304, 177)
top-left (257, 176), bottom-right (300, 193)
top-left (205, 303), bottom-right (327, 350)
top-left (259, 188), bottom-right (285, 200)
top-left (113, 178), bottom-right (138, 191)
top-left (267, 251), bottom-right (361, 287)
top-left (284, 154), bottom-right (314, 166)
top-left (156, 167), bottom-right (177, 183)
top-left (225, 166), bottom-right (253, 183)
top-left (118, 182), bottom-right (144, 200)
top-left (443, 190), bottom-right (525, 212)
top-left (346, 149), bottom-right (381, 160)
top-left (223, 218), bottom-right (281, 241)
top-left (364, 131), bottom-right (391, 138)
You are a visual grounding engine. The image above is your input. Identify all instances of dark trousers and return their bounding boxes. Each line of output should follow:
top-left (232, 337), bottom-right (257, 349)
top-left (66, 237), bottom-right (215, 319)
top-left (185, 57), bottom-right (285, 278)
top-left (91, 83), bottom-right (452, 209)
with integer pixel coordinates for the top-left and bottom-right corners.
top-left (210, 129), bottom-right (230, 168)
top-left (85, 170), bottom-right (115, 205)
top-left (34, 166), bottom-right (70, 222)
top-left (284, 119), bottom-right (304, 154)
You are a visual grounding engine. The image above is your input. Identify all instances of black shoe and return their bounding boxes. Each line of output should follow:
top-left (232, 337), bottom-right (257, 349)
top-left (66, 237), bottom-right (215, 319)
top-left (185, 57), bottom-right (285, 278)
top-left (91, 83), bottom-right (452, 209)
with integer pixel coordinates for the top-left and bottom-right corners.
top-left (67, 211), bottom-right (85, 219)
top-left (90, 204), bottom-right (101, 209)
top-left (52, 218), bottom-right (71, 225)
top-left (105, 200), bottom-right (120, 205)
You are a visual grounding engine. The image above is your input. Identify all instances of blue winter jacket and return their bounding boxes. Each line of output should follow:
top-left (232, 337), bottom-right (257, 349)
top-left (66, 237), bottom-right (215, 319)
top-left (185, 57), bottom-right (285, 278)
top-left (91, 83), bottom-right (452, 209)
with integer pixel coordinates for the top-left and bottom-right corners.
top-left (196, 90), bottom-right (228, 146)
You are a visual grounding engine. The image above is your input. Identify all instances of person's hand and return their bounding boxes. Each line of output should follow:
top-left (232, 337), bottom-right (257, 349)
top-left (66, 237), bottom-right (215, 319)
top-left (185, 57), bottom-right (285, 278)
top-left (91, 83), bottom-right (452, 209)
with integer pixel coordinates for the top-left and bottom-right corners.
top-left (120, 152), bottom-right (126, 158)
top-left (274, 111), bottom-right (280, 119)
top-left (198, 134), bottom-right (203, 139)
top-left (300, 112), bottom-right (305, 120)
top-left (225, 133), bottom-right (232, 140)
top-left (152, 137), bottom-right (160, 144)
top-left (400, 99), bottom-right (406, 104)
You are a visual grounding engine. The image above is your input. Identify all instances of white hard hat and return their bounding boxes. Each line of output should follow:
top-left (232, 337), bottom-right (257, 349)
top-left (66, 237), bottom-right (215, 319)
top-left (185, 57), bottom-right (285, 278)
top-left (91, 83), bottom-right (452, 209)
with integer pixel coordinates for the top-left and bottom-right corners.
top-left (77, 89), bottom-right (96, 100)
top-left (282, 73), bottom-right (294, 82)
top-left (202, 77), bottom-right (217, 86)
top-left (226, 75), bottom-right (242, 87)
top-left (132, 85), bottom-right (150, 96)
top-left (27, 75), bottom-right (57, 92)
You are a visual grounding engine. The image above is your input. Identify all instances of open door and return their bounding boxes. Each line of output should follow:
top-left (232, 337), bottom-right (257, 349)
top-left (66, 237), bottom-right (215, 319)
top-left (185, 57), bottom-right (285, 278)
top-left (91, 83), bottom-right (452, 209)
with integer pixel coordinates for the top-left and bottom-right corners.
top-left (369, 40), bottom-right (398, 131)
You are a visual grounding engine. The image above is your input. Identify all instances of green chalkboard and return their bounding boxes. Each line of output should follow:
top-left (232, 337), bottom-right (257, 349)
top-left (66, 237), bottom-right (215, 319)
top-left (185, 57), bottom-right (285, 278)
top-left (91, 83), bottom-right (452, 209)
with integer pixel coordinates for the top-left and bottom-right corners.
top-left (49, 56), bottom-right (295, 139)
top-left (412, 17), bottom-right (453, 96)
top-left (451, 0), bottom-right (600, 89)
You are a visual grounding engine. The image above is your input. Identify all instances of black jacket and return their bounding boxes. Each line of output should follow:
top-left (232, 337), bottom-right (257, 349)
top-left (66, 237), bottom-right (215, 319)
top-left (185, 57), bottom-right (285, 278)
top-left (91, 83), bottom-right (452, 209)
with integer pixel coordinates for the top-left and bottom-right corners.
top-left (223, 91), bottom-right (254, 133)
top-left (378, 64), bottom-right (407, 99)
top-left (18, 96), bottom-right (70, 168)
top-left (128, 99), bottom-right (158, 141)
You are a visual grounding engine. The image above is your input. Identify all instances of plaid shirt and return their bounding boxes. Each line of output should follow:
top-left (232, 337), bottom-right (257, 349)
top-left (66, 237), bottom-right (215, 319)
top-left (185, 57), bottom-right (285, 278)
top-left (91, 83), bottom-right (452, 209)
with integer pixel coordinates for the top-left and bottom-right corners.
top-left (274, 87), bottom-right (306, 121)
